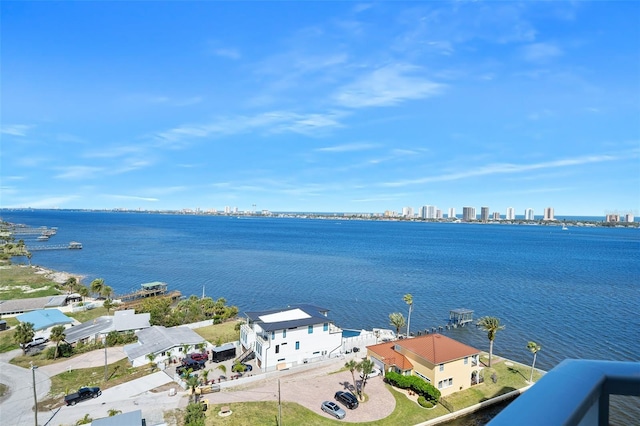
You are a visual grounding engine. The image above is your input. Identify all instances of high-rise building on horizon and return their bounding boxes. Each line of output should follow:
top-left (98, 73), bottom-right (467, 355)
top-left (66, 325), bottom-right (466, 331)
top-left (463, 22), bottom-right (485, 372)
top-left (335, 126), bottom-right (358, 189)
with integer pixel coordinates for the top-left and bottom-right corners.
top-left (402, 206), bottom-right (414, 218)
top-left (421, 205), bottom-right (436, 219)
top-left (543, 207), bottom-right (555, 221)
top-left (448, 207), bottom-right (456, 219)
top-left (525, 208), bottom-right (535, 221)
top-left (492, 212), bottom-right (501, 220)
top-left (436, 209), bottom-right (443, 219)
top-left (506, 207), bottom-right (515, 220)
top-left (462, 206), bottom-right (476, 221)
top-left (481, 206), bottom-right (490, 222)
top-left (624, 213), bottom-right (634, 222)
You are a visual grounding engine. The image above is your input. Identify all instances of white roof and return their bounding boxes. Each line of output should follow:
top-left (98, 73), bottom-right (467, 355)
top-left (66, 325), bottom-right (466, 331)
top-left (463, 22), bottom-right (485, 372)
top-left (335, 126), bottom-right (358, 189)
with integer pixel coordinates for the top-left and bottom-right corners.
top-left (259, 308), bottom-right (310, 323)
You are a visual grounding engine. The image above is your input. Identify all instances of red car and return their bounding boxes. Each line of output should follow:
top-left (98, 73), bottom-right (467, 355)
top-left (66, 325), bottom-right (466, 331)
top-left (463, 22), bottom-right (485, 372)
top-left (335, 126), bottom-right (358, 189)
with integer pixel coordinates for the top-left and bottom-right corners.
top-left (188, 352), bottom-right (208, 362)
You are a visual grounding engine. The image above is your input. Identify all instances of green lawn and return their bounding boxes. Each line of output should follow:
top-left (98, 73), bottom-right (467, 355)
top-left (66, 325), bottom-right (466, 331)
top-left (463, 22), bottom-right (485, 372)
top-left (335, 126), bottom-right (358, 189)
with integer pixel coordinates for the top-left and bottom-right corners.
top-left (193, 320), bottom-right (241, 345)
top-left (0, 264), bottom-right (62, 299)
top-left (40, 358), bottom-right (153, 410)
top-left (67, 306), bottom-right (110, 323)
top-left (441, 357), bottom-right (540, 411)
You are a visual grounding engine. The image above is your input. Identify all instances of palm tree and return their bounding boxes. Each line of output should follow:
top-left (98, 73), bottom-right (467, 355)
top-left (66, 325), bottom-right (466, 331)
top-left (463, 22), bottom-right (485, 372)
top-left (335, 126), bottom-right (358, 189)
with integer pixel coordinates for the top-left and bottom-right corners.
top-left (14, 322), bottom-right (35, 355)
top-left (78, 286), bottom-right (89, 303)
top-left (403, 294), bottom-right (413, 338)
top-left (90, 278), bottom-right (105, 298)
top-left (50, 325), bottom-right (66, 360)
top-left (527, 341), bottom-right (542, 382)
top-left (389, 312), bottom-right (406, 338)
top-left (201, 369), bottom-right (210, 384)
top-left (65, 277), bottom-right (78, 294)
top-left (146, 353), bottom-right (157, 372)
top-left (476, 316), bottom-right (505, 367)
top-left (355, 359), bottom-right (375, 401)
top-left (345, 359), bottom-right (358, 391)
top-left (107, 409), bottom-right (122, 417)
top-left (100, 285), bottom-right (113, 300)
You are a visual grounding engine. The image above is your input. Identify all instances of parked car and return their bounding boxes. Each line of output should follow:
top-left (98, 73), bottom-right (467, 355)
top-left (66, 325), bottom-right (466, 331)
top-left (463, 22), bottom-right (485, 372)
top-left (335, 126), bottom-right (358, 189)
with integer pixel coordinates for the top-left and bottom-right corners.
top-left (188, 352), bottom-right (208, 362)
top-left (64, 387), bottom-right (101, 406)
top-left (20, 337), bottom-right (48, 350)
top-left (334, 391), bottom-right (359, 409)
top-left (360, 367), bottom-right (382, 379)
top-left (177, 358), bottom-right (206, 375)
top-left (321, 401), bottom-right (346, 419)
top-left (242, 363), bottom-right (253, 372)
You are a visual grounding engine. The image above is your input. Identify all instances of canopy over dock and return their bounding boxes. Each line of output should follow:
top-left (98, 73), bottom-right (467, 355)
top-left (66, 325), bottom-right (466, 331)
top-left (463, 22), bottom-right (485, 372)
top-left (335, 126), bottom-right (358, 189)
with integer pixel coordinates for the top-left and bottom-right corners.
top-left (449, 308), bottom-right (474, 326)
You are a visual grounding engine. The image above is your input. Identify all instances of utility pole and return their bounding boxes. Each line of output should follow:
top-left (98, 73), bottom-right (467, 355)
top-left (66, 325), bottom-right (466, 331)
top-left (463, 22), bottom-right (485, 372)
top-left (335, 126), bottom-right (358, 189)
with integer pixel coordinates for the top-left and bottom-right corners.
top-left (104, 337), bottom-right (108, 381)
top-left (278, 379), bottom-right (282, 426)
top-left (30, 362), bottom-right (38, 426)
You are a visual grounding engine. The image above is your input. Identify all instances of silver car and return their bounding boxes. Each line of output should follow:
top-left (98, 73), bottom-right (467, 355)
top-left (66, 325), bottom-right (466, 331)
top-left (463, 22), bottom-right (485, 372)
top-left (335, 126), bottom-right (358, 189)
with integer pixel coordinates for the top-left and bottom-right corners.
top-left (321, 401), bottom-right (346, 419)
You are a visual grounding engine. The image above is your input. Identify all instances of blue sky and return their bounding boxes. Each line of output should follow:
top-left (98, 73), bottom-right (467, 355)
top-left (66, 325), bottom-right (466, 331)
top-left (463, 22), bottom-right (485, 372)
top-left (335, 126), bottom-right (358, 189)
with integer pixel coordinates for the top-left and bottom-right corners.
top-left (2, 1), bottom-right (639, 217)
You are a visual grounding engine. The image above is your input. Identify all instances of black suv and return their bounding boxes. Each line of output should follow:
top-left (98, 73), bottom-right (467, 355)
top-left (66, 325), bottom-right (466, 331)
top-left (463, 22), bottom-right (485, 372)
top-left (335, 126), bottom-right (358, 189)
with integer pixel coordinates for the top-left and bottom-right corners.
top-left (335, 391), bottom-right (359, 409)
top-left (176, 358), bottom-right (205, 375)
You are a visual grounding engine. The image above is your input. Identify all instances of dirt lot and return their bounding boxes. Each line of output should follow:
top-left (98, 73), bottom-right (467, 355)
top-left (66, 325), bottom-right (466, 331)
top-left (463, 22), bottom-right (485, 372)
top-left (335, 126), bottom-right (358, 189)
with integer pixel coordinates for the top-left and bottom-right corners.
top-left (210, 357), bottom-right (396, 422)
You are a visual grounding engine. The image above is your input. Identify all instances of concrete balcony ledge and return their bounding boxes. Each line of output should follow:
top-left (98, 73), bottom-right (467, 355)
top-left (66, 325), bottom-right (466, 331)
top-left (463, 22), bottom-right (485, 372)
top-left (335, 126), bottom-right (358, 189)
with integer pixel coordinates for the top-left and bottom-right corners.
top-left (489, 359), bottom-right (640, 426)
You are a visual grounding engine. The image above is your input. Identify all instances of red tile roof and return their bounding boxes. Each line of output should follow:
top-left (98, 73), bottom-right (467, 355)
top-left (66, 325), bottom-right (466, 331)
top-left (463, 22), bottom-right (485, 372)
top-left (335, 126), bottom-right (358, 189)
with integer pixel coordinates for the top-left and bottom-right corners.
top-left (368, 334), bottom-right (479, 368)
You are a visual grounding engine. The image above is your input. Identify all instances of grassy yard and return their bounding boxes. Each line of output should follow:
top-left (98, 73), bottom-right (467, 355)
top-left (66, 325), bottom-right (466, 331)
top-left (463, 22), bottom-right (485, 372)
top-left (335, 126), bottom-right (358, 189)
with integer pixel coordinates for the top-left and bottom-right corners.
top-left (67, 306), bottom-right (110, 323)
top-left (0, 318), bottom-right (21, 353)
top-left (193, 320), bottom-right (242, 345)
top-left (441, 357), bottom-right (540, 411)
top-left (0, 264), bottom-right (62, 299)
top-left (40, 358), bottom-right (153, 410)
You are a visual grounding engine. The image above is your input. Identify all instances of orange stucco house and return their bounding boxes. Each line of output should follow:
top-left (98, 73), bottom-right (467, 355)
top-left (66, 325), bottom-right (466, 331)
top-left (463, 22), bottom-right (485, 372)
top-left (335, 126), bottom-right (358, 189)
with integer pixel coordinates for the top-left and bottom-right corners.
top-left (366, 333), bottom-right (482, 397)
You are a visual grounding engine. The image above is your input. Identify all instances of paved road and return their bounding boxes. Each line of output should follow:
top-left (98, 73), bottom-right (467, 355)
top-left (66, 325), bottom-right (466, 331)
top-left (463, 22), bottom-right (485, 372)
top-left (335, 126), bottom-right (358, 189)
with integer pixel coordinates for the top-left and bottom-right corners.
top-left (0, 349), bottom-right (52, 426)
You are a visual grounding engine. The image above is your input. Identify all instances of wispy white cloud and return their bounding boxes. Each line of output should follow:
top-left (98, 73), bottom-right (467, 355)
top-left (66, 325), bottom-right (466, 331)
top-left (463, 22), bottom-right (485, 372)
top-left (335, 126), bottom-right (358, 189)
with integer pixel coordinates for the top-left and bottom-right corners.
top-left (333, 64), bottom-right (445, 108)
top-left (106, 194), bottom-right (159, 202)
top-left (316, 143), bottom-right (378, 153)
top-left (213, 48), bottom-right (241, 60)
top-left (381, 152), bottom-right (632, 187)
top-left (6, 196), bottom-right (80, 209)
top-left (1, 124), bottom-right (32, 137)
top-left (155, 110), bottom-right (347, 144)
top-left (54, 166), bottom-right (104, 180)
top-left (522, 42), bottom-right (563, 63)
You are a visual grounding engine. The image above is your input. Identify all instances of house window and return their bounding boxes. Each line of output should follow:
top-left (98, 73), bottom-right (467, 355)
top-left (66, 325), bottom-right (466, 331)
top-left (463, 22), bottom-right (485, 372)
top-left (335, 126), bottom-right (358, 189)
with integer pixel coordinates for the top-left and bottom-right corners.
top-left (438, 378), bottom-right (453, 389)
top-left (323, 322), bottom-right (328, 332)
top-left (272, 331), bottom-right (275, 340)
top-left (308, 325), bottom-right (313, 334)
top-left (275, 345), bottom-right (280, 354)
top-left (283, 329), bottom-right (286, 338)
top-left (464, 357), bottom-right (468, 365)
top-left (439, 364), bottom-right (444, 372)
top-left (295, 341), bottom-right (300, 350)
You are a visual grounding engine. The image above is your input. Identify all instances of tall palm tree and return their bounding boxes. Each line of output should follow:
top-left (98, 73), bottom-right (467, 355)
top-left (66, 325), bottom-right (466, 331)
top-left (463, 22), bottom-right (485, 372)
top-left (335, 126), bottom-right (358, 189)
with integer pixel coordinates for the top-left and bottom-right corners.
top-left (64, 277), bottom-right (78, 294)
top-left (355, 359), bottom-right (375, 401)
top-left (345, 359), bottom-right (358, 391)
top-left (476, 316), bottom-right (505, 367)
top-left (100, 285), bottom-right (113, 300)
top-left (78, 285), bottom-right (89, 302)
top-left (389, 312), bottom-right (406, 338)
top-left (50, 325), bottom-right (66, 360)
top-left (403, 294), bottom-right (413, 338)
top-left (146, 352), bottom-right (157, 372)
top-left (90, 278), bottom-right (105, 298)
top-left (527, 341), bottom-right (542, 382)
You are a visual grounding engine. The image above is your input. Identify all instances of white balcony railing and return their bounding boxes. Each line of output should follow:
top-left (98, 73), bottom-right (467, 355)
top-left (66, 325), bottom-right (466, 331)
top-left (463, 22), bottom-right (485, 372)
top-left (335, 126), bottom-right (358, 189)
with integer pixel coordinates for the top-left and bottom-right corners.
top-left (489, 359), bottom-right (640, 426)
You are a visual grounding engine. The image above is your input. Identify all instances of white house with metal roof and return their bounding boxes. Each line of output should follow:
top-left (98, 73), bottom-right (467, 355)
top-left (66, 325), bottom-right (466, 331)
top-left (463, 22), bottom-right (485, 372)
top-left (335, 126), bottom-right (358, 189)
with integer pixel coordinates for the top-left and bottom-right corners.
top-left (124, 325), bottom-right (209, 367)
top-left (240, 304), bottom-right (343, 372)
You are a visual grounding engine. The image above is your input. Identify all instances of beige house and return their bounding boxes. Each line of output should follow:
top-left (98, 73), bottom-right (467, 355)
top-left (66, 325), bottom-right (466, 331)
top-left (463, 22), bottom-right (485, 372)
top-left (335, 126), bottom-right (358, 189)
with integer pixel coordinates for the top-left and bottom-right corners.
top-left (367, 333), bottom-right (481, 397)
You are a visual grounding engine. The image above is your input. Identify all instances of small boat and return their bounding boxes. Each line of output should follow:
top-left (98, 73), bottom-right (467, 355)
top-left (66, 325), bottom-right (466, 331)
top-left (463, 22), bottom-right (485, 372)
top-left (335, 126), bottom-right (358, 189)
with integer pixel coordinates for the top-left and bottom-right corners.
top-left (37, 235), bottom-right (49, 241)
top-left (562, 225), bottom-right (568, 231)
top-left (68, 242), bottom-right (82, 249)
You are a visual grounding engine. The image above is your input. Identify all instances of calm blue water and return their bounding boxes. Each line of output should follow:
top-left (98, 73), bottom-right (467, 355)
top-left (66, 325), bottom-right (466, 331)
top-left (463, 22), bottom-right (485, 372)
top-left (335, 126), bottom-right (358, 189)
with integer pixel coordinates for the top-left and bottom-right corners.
top-left (3, 210), bottom-right (639, 423)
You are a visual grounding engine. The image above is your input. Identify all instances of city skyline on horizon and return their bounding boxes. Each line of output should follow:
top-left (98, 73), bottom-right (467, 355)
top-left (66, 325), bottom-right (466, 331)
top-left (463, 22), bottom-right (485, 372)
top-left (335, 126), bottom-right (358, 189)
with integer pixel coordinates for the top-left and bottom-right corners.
top-left (2, 2), bottom-right (639, 216)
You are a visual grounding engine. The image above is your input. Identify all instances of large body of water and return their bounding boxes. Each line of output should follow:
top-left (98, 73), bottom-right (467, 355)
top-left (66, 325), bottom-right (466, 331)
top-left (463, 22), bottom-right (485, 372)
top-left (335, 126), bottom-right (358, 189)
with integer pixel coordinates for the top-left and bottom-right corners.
top-left (3, 210), bottom-right (639, 424)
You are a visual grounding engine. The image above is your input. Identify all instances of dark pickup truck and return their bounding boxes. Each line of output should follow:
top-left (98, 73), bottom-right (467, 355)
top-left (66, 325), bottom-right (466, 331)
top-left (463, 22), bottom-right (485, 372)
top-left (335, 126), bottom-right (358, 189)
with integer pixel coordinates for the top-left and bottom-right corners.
top-left (176, 358), bottom-right (206, 376)
top-left (64, 387), bottom-right (102, 406)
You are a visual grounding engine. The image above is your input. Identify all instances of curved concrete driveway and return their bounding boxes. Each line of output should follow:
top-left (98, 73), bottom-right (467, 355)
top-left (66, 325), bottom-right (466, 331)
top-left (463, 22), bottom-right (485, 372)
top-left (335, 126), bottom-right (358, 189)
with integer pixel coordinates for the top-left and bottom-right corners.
top-left (0, 349), bottom-right (52, 426)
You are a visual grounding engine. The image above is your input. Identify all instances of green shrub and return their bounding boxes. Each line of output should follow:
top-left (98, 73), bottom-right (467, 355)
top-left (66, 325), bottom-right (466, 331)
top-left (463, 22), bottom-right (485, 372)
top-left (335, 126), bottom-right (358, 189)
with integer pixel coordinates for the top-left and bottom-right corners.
top-left (418, 396), bottom-right (434, 408)
top-left (385, 371), bottom-right (441, 402)
top-left (44, 343), bottom-right (74, 359)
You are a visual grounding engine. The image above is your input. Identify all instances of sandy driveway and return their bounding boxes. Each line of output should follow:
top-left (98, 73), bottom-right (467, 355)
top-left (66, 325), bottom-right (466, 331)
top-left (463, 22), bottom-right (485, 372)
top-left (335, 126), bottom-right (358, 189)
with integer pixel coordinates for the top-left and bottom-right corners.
top-left (210, 356), bottom-right (396, 423)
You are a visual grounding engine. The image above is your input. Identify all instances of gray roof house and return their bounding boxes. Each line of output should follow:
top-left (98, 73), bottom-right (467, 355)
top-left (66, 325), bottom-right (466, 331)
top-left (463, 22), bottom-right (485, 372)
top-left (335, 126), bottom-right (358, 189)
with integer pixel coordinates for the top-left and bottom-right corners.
top-left (123, 325), bottom-right (208, 367)
top-left (63, 310), bottom-right (150, 345)
top-left (92, 410), bottom-right (144, 426)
